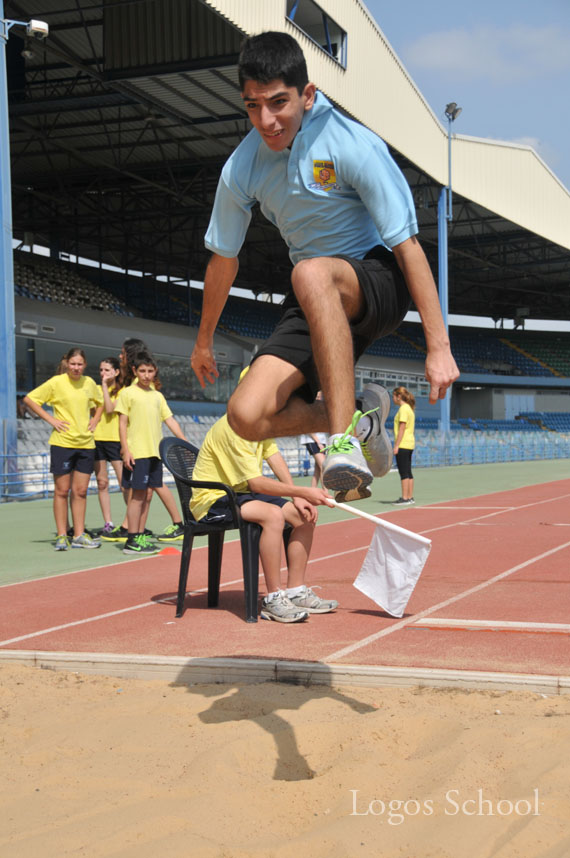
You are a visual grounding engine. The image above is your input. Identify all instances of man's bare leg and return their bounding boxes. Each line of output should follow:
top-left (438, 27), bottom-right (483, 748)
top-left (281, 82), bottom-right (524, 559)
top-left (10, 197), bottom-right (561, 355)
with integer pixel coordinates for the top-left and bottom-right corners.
top-left (228, 257), bottom-right (364, 441)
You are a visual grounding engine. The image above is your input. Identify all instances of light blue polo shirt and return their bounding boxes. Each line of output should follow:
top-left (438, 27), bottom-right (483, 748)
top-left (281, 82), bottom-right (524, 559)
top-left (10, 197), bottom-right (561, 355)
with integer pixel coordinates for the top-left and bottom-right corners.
top-left (205, 91), bottom-right (418, 265)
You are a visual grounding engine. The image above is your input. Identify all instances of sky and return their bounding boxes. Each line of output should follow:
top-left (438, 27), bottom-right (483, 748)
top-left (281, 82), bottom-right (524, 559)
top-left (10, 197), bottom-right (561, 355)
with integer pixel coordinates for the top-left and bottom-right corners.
top-left (362, 0), bottom-right (570, 330)
top-left (363, 0), bottom-right (570, 190)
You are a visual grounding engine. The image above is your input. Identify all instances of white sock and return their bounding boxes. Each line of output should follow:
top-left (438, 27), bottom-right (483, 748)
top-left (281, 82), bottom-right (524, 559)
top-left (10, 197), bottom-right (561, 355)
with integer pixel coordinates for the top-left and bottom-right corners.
top-left (286, 585), bottom-right (305, 597)
top-left (266, 590), bottom-right (280, 601)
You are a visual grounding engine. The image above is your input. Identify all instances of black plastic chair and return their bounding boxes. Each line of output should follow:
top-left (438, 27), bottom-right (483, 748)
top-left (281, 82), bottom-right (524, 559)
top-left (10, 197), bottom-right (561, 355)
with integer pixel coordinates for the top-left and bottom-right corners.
top-left (159, 436), bottom-right (288, 623)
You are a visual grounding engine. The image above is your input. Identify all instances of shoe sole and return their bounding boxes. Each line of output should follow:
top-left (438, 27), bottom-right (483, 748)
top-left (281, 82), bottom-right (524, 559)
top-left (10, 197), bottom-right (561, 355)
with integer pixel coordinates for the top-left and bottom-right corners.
top-left (360, 384), bottom-right (393, 478)
top-left (71, 544), bottom-right (101, 549)
top-left (260, 609), bottom-right (309, 623)
top-left (156, 536), bottom-right (184, 542)
top-left (100, 535), bottom-right (127, 542)
top-left (322, 464), bottom-right (373, 493)
top-left (334, 487), bottom-right (372, 502)
top-left (290, 604), bottom-right (338, 614)
top-left (122, 548), bottom-right (159, 555)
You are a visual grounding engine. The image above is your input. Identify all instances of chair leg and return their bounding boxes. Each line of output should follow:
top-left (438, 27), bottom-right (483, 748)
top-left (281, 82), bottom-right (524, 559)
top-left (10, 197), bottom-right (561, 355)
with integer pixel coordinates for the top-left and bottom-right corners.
top-left (207, 532), bottom-right (224, 607)
top-left (176, 531), bottom-right (194, 618)
top-left (240, 522), bottom-right (261, 623)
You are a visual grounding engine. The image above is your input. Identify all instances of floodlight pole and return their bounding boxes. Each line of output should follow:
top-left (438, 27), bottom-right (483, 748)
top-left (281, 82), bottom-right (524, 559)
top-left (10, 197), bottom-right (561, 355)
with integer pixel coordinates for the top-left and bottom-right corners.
top-left (437, 103), bottom-right (462, 436)
top-left (0, 7), bottom-right (22, 476)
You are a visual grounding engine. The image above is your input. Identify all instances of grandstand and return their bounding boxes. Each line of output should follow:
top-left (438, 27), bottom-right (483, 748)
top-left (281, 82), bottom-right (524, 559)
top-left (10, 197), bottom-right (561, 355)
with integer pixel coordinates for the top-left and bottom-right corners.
top-left (2, 0), bottom-right (570, 499)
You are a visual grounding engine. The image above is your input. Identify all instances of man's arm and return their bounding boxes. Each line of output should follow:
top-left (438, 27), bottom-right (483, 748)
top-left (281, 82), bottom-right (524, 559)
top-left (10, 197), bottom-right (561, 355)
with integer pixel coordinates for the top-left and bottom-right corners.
top-left (392, 236), bottom-right (460, 403)
top-left (247, 451), bottom-right (332, 508)
top-left (191, 253), bottom-right (239, 388)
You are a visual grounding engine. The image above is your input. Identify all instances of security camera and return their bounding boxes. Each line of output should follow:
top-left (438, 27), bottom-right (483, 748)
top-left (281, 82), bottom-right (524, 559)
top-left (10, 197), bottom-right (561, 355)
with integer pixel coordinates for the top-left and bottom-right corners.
top-left (26, 19), bottom-right (49, 40)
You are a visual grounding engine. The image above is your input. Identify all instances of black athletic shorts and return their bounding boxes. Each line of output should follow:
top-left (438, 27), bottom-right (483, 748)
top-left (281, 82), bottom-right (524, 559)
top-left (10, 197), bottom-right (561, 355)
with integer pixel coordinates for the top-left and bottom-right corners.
top-left (121, 456), bottom-right (163, 491)
top-left (50, 445), bottom-right (95, 476)
top-left (304, 441), bottom-right (323, 456)
top-left (94, 440), bottom-right (122, 462)
top-left (203, 493), bottom-right (288, 525)
top-left (251, 245), bottom-right (411, 401)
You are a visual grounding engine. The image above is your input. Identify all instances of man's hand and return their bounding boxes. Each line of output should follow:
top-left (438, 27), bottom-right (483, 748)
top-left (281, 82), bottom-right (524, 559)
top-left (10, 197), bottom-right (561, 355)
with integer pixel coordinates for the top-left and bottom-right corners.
top-left (293, 496), bottom-right (318, 523)
top-left (425, 349), bottom-right (460, 403)
top-left (301, 487), bottom-right (335, 508)
top-left (191, 343), bottom-right (219, 389)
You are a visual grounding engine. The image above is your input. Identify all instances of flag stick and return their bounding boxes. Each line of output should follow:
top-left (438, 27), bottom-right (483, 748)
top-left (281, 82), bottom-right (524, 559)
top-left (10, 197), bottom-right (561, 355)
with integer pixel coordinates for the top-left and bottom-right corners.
top-left (329, 499), bottom-right (431, 546)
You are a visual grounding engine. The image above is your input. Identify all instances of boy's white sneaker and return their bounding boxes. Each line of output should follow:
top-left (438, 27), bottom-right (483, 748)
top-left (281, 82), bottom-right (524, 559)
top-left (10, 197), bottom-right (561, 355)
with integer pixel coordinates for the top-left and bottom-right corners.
top-left (357, 383), bottom-right (393, 477)
top-left (260, 591), bottom-right (309, 623)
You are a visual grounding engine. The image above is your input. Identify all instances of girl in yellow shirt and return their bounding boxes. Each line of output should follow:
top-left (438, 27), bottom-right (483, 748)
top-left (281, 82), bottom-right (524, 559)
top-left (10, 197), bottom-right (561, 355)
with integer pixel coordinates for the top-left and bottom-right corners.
top-left (23, 348), bottom-right (102, 550)
top-left (392, 386), bottom-right (416, 505)
top-left (92, 357), bottom-right (125, 535)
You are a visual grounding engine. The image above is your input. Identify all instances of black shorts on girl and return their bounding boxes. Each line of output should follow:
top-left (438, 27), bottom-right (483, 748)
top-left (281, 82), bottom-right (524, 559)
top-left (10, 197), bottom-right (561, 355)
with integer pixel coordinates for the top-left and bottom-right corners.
top-left (395, 448), bottom-right (414, 480)
top-left (94, 440), bottom-right (122, 462)
top-left (251, 245), bottom-right (411, 402)
top-left (121, 456), bottom-right (163, 491)
top-left (202, 493), bottom-right (288, 525)
top-left (50, 445), bottom-right (95, 476)
top-left (304, 442), bottom-right (323, 456)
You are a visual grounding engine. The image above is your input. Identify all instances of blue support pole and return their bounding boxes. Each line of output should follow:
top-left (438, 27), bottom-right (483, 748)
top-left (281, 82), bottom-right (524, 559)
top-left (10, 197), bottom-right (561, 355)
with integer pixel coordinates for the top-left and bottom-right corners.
top-left (438, 187), bottom-right (451, 435)
top-left (0, 4), bottom-right (18, 481)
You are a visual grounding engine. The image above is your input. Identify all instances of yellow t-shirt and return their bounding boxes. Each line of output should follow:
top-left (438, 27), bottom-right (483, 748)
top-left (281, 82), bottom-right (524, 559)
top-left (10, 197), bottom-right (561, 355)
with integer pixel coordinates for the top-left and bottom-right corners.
top-left (27, 373), bottom-right (101, 449)
top-left (93, 385), bottom-right (121, 442)
top-left (394, 402), bottom-right (415, 450)
top-left (114, 385), bottom-right (172, 459)
top-left (190, 414), bottom-right (279, 521)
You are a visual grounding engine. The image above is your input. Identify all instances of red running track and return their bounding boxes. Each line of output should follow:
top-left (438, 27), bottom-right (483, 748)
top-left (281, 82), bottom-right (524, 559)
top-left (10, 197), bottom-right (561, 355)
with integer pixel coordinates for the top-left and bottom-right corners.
top-left (1, 481), bottom-right (569, 676)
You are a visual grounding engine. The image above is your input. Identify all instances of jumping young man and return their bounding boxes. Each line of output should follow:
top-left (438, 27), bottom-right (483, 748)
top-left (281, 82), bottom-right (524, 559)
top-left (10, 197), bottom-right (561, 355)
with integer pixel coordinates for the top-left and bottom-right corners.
top-left (191, 31), bottom-right (459, 496)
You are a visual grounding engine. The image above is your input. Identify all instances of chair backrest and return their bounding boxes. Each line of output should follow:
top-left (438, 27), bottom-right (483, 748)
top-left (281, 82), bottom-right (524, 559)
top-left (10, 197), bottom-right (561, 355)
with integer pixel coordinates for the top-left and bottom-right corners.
top-left (159, 437), bottom-right (199, 522)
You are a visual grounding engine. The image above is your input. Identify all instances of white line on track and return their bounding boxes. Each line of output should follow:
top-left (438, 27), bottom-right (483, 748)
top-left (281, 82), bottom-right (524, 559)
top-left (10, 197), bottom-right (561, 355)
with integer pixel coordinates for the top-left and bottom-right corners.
top-left (324, 540), bottom-right (570, 662)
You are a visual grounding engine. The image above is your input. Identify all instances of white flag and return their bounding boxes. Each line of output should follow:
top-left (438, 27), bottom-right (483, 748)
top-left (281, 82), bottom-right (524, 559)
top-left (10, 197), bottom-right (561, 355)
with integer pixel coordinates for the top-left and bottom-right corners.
top-left (353, 523), bottom-right (431, 618)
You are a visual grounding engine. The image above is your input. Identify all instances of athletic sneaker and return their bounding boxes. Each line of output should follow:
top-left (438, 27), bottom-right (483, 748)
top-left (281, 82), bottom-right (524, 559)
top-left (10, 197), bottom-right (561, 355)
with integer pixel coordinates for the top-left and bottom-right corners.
top-left (100, 525), bottom-right (129, 542)
top-left (101, 521), bottom-right (115, 536)
top-left (392, 497), bottom-right (414, 505)
top-left (54, 535), bottom-right (70, 551)
top-left (288, 586), bottom-right (338, 614)
top-left (67, 526), bottom-right (98, 539)
top-left (156, 523), bottom-right (184, 541)
top-left (260, 591), bottom-right (309, 623)
top-left (322, 411), bottom-right (373, 494)
top-left (122, 534), bottom-right (159, 555)
top-left (71, 533), bottom-right (101, 549)
top-left (356, 383), bottom-right (393, 477)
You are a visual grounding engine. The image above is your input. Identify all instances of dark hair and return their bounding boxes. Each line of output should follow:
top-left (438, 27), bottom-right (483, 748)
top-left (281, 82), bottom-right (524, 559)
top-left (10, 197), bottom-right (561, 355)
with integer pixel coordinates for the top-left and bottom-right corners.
top-left (132, 351), bottom-right (162, 390)
top-left (100, 356), bottom-right (123, 397)
top-left (238, 31), bottom-right (309, 95)
top-left (121, 338), bottom-right (151, 386)
top-left (393, 386), bottom-right (416, 410)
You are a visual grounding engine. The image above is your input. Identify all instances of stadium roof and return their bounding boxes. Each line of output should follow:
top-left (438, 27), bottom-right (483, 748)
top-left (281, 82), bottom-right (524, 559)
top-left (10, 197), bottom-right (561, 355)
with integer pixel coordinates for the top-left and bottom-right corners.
top-left (6, 0), bottom-right (570, 323)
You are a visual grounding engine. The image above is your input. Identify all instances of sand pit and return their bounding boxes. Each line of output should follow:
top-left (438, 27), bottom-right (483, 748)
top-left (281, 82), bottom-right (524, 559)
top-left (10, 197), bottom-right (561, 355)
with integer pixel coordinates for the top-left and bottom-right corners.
top-left (1, 663), bottom-right (569, 857)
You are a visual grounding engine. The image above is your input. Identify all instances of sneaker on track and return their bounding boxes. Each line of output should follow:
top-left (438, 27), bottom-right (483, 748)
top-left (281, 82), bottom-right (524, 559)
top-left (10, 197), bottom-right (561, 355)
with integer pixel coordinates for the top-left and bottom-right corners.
top-left (54, 535), bottom-right (70, 551)
top-left (288, 586), bottom-right (338, 614)
top-left (71, 533), bottom-right (101, 549)
top-left (100, 525), bottom-right (128, 542)
top-left (157, 523), bottom-right (184, 541)
top-left (322, 411), bottom-right (373, 494)
top-left (122, 534), bottom-right (160, 555)
top-left (357, 383), bottom-right (393, 477)
top-left (260, 591), bottom-right (309, 623)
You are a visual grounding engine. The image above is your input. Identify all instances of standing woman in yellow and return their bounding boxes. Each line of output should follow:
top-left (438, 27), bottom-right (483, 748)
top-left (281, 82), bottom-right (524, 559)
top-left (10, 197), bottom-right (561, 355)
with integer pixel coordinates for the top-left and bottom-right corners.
top-left (392, 386), bottom-right (416, 505)
top-left (23, 347), bottom-right (102, 550)
top-left (92, 357), bottom-right (126, 535)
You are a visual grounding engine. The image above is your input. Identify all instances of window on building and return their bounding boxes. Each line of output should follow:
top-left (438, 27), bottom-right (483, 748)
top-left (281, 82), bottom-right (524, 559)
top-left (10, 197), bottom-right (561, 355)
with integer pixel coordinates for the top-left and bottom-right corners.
top-left (286, 0), bottom-right (347, 67)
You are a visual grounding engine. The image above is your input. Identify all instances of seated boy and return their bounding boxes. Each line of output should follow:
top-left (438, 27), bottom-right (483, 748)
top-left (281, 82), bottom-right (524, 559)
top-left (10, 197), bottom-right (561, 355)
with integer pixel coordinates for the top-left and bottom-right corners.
top-left (190, 402), bottom-right (337, 623)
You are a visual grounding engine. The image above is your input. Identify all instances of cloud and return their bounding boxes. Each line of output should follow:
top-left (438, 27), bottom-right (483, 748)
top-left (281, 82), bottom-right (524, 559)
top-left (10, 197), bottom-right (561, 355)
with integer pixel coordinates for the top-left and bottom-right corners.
top-left (404, 25), bottom-right (570, 83)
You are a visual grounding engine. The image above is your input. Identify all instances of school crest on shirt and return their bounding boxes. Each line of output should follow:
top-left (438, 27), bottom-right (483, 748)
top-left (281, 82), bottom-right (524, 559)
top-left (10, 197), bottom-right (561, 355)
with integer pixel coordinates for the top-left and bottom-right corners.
top-left (308, 160), bottom-right (342, 191)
